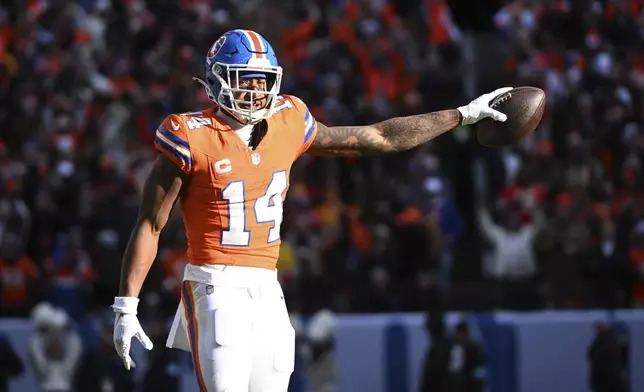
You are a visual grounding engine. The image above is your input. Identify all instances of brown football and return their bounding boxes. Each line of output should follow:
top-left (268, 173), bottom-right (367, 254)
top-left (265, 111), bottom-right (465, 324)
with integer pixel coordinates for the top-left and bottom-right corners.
top-left (477, 86), bottom-right (546, 147)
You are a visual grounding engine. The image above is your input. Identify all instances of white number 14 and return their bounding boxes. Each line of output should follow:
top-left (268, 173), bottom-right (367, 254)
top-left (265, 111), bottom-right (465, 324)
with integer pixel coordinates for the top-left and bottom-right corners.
top-left (221, 170), bottom-right (287, 246)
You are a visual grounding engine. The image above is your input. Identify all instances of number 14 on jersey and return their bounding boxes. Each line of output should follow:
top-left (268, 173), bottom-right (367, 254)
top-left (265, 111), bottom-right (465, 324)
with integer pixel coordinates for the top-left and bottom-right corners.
top-left (220, 170), bottom-right (288, 246)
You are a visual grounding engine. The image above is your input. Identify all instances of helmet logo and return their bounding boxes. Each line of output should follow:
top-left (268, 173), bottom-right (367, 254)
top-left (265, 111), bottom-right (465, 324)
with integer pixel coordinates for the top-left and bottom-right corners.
top-left (207, 36), bottom-right (227, 58)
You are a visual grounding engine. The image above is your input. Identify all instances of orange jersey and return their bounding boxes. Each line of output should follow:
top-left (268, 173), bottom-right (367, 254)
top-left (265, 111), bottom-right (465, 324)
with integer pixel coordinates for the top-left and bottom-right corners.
top-left (0, 256), bottom-right (38, 306)
top-left (154, 95), bottom-right (318, 269)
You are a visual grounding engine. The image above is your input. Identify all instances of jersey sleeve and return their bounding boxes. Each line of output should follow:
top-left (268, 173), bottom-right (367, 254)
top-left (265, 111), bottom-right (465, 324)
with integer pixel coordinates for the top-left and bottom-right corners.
top-left (286, 95), bottom-right (318, 156)
top-left (154, 114), bottom-right (193, 174)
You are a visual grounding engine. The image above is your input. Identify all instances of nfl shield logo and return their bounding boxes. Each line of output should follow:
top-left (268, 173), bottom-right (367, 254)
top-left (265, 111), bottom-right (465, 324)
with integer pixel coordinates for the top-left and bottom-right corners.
top-left (251, 153), bottom-right (261, 165)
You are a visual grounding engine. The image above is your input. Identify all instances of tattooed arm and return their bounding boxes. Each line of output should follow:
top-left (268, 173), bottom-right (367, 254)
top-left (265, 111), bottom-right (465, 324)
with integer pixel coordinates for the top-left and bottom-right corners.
top-left (308, 110), bottom-right (463, 157)
top-left (306, 87), bottom-right (514, 157)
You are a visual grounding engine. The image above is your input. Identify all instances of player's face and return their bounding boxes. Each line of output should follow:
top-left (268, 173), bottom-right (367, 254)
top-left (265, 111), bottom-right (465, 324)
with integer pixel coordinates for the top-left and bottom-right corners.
top-left (232, 76), bottom-right (268, 111)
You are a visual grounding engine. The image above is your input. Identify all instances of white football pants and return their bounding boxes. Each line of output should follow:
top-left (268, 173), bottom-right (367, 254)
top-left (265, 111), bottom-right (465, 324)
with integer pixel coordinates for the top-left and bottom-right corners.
top-left (166, 264), bottom-right (295, 392)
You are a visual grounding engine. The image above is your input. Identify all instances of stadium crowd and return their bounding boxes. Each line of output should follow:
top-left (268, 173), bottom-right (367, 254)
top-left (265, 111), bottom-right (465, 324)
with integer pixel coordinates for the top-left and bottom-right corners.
top-left (0, 0), bottom-right (643, 328)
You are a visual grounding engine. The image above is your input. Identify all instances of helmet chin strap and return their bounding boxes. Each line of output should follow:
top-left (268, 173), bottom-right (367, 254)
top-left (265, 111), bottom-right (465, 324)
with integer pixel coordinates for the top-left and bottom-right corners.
top-left (192, 77), bottom-right (215, 101)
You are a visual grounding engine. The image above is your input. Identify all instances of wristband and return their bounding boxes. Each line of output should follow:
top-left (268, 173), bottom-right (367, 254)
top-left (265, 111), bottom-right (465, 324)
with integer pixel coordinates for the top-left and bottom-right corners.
top-left (456, 106), bottom-right (468, 125)
top-left (112, 296), bottom-right (139, 314)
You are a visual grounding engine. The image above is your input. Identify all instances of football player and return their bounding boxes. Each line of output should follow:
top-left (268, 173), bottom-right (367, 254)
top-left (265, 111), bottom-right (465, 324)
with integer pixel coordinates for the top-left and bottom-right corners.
top-left (112, 29), bottom-right (510, 392)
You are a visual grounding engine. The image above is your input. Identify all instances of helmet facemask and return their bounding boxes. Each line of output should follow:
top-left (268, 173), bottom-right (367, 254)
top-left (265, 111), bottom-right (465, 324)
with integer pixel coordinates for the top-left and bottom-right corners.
top-left (210, 61), bottom-right (282, 125)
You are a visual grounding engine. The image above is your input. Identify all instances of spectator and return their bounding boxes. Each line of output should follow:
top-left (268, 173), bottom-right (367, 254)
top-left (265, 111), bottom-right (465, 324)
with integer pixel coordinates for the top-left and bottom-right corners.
top-left (478, 202), bottom-right (543, 309)
top-left (420, 315), bottom-right (486, 392)
top-left (588, 322), bottom-right (627, 392)
top-left (420, 308), bottom-right (451, 392)
top-left (43, 229), bottom-right (95, 320)
top-left (0, 176), bottom-right (31, 243)
top-left (304, 309), bottom-right (337, 392)
top-left (0, 232), bottom-right (39, 317)
top-left (27, 304), bottom-right (82, 392)
top-left (445, 321), bottom-right (486, 392)
top-left (629, 220), bottom-right (644, 306)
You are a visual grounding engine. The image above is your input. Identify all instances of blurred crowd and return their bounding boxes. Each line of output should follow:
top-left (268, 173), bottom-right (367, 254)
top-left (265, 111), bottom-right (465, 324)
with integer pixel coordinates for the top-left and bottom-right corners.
top-left (0, 0), bottom-right (644, 328)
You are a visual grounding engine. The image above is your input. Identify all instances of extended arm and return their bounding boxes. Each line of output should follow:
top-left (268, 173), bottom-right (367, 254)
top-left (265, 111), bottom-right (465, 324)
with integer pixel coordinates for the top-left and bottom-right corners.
top-left (307, 87), bottom-right (511, 157)
top-left (308, 110), bottom-right (462, 157)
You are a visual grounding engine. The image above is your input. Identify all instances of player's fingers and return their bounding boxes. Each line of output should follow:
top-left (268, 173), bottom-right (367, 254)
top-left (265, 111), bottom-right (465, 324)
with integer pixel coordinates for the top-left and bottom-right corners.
top-left (123, 354), bottom-right (135, 370)
top-left (115, 338), bottom-right (131, 359)
top-left (488, 109), bottom-right (508, 122)
top-left (113, 334), bottom-right (130, 352)
top-left (117, 340), bottom-right (132, 370)
top-left (135, 330), bottom-right (154, 351)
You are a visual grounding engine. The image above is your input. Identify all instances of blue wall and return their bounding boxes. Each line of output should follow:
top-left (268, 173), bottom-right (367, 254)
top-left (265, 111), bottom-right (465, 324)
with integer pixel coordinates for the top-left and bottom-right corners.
top-left (330, 310), bottom-right (644, 392)
top-left (2, 310), bottom-right (643, 392)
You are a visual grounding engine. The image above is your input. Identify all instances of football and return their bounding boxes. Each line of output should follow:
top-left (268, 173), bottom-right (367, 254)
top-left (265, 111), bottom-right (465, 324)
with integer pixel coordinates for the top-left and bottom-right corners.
top-left (477, 86), bottom-right (546, 147)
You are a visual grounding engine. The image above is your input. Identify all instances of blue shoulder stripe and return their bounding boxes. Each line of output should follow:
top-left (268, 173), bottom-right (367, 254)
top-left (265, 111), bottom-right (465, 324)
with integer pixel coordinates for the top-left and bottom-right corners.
top-left (156, 138), bottom-right (192, 167)
top-left (158, 125), bottom-right (190, 149)
top-left (304, 108), bottom-right (316, 143)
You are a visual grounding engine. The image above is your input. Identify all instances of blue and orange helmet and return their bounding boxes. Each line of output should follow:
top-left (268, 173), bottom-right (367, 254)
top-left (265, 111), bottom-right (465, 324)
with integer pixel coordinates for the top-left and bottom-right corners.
top-left (194, 29), bottom-right (283, 124)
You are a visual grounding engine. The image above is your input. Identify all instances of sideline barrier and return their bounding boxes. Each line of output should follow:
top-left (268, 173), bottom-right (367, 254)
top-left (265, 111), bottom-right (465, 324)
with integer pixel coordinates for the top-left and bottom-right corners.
top-left (2, 310), bottom-right (643, 392)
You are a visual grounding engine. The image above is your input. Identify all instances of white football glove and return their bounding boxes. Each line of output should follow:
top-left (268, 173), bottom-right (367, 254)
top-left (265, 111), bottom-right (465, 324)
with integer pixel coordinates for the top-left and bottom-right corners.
top-left (112, 297), bottom-right (153, 370)
top-left (457, 87), bottom-right (513, 125)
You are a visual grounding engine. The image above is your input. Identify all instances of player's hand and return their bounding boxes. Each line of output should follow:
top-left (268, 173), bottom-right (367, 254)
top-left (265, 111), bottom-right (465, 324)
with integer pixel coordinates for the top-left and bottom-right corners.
top-left (112, 297), bottom-right (153, 370)
top-left (457, 87), bottom-right (513, 125)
